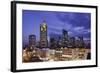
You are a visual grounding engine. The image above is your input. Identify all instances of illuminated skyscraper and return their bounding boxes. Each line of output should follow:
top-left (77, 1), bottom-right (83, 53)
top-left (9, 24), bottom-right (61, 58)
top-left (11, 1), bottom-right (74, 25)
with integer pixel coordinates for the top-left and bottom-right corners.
top-left (29, 35), bottom-right (36, 49)
top-left (40, 20), bottom-right (48, 48)
top-left (62, 29), bottom-right (68, 47)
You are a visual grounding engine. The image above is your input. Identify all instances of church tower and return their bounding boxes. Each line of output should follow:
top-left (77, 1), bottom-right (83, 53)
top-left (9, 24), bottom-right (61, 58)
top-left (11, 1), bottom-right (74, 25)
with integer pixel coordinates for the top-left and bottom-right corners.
top-left (40, 20), bottom-right (48, 48)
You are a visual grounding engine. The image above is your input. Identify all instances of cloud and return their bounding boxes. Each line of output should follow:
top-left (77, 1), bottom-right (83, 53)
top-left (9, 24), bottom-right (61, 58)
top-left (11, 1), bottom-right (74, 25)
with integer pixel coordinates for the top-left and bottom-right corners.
top-left (73, 26), bottom-right (90, 35)
top-left (48, 26), bottom-right (62, 34)
top-left (74, 26), bottom-right (84, 31)
top-left (84, 37), bottom-right (90, 41)
top-left (56, 12), bottom-right (91, 29)
top-left (56, 12), bottom-right (75, 23)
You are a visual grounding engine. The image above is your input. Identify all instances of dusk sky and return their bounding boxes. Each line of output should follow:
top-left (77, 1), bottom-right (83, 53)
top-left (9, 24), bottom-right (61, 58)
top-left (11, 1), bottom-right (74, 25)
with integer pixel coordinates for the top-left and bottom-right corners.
top-left (22, 10), bottom-right (91, 45)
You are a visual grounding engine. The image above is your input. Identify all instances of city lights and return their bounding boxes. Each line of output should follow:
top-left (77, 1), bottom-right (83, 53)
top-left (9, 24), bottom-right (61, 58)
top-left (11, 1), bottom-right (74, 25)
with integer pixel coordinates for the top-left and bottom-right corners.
top-left (22, 20), bottom-right (91, 63)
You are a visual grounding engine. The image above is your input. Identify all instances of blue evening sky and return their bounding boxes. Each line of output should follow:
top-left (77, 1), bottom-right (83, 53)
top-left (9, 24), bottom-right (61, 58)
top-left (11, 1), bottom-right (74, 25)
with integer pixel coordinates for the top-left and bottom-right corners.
top-left (22, 10), bottom-right (91, 45)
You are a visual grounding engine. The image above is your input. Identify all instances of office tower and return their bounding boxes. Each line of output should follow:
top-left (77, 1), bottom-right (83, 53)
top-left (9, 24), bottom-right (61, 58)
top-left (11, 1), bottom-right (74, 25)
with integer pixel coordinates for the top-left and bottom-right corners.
top-left (62, 29), bottom-right (68, 47)
top-left (40, 20), bottom-right (48, 48)
top-left (50, 37), bottom-right (57, 49)
top-left (29, 35), bottom-right (36, 49)
top-left (75, 36), bottom-right (84, 48)
top-left (69, 37), bottom-right (75, 48)
top-left (57, 36), bottom-right (62, 48)
top-left (78, 36), bottom-right (84, 48)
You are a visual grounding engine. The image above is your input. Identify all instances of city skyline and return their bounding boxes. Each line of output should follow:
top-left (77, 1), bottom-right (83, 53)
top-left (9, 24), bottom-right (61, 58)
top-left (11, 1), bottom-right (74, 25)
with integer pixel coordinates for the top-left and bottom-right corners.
top-left (22, 10), bottom-right (91, 46)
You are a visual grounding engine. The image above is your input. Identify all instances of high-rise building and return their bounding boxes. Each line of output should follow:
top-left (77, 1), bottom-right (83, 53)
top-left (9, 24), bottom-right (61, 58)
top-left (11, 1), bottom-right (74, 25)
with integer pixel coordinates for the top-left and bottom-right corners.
top-left (75, 36), bottom-right (84, 48)
top-left (62, 29), bottom-right (68, 47)
top-left (68, 37), bottom-right (75, 48)
top-left (40, 20), bottom-right (48, 48)
top-left (29, 35), bottom-right (36, 50)
top-left (57, 36), bottom-right (62, 48)
top-left (50, 37), bottom-right (57, 49)
top-left (78, 36), bottom-right (84, 48)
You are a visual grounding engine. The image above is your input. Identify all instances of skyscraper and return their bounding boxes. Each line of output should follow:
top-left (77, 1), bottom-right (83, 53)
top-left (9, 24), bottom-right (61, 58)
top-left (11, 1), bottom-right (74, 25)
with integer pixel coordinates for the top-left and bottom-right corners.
top-left (68, 37), bottom-right (75, 48)
top-left (62, 29), bottom-right (68, 47)
top-left (50, 37), bottom-right (57, 49)
top-left (75, 36), bottom-right (84, 48)
top-left (78, 36), bottom-right (84, 48)
top-left (40, 20), bottom-right (48, 48)
top-left (29, 35), bottom-right (36, 49)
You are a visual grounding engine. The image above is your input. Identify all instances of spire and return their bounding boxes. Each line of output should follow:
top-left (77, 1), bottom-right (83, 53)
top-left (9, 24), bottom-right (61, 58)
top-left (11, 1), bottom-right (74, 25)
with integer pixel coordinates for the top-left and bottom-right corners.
top-left (42, 18), bottom-right (47, 26)
top-left (43, 19), bottom-right (46, 23)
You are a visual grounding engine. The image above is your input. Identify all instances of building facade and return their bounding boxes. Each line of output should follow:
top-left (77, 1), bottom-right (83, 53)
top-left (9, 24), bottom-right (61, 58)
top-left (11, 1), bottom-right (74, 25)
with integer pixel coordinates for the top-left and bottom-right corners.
top-left (62, 29), bottom-right (69, 47)
top-left (29, 35), bottom-right (36, 49)
top-left (40, 20), bottom-right (48, 48)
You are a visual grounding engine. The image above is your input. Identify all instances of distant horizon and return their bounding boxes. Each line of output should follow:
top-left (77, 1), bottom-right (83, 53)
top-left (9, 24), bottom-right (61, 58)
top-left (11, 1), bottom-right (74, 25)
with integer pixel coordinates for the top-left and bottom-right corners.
top-left (22, 10), bottom-right (91, 47)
